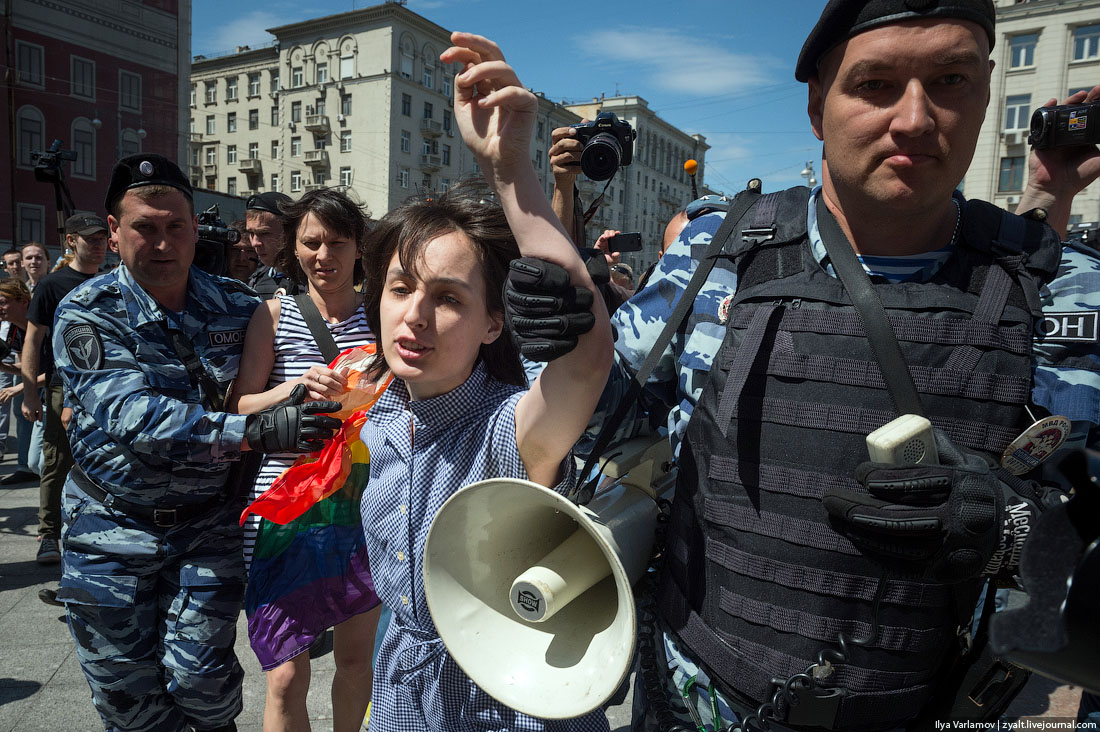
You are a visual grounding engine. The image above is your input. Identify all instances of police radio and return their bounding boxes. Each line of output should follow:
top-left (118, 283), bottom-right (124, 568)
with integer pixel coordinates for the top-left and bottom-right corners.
top-left (866, 414), bottom-right (938, 465)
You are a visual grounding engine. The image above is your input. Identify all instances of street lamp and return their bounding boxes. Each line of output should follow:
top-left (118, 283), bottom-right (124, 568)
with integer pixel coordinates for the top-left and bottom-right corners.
top-left (800, 160), bottom-right (817, 188)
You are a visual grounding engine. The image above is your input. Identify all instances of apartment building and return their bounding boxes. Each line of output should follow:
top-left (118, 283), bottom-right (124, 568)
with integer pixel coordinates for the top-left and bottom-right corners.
top-left (966, 0), bottom-right (1100, 224)
top-left (1, 0), bottom-right (190, 252)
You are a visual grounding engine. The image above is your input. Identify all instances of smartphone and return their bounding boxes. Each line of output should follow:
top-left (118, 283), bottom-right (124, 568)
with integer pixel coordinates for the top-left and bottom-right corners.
top-left (607, 232), bottom-right (642, 253)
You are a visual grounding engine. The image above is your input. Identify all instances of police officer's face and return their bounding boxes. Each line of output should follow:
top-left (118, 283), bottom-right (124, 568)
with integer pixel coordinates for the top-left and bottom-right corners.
top-left (246, 211), bottom-right (284, 268)
top-left (807, 19), bottom-right (991, 219)
top-left (109, 190), bottom-right (198, 307)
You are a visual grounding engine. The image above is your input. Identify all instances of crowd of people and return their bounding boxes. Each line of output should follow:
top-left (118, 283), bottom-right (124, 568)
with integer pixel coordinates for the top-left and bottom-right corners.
top-left (5, 1), bottom-right (1100, 731)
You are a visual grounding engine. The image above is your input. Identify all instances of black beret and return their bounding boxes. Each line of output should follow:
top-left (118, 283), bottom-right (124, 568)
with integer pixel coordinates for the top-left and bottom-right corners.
top-left (104, 153), bottom-right (193, 213)
top-left (795, 0), bottom-right (996, 82)
top-left (246, 191), bottom-right (292, 217)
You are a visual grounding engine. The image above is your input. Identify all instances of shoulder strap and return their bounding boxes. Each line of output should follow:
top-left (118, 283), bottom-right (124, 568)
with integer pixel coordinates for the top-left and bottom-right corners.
top-left (815, 195), bottom-right (924, 418)
top-left (157, 323), bottom-right (225, 412)
top-left (294, 294), bottom-right (341, 364)
top-left (571, 188), bottom-right (765, 505)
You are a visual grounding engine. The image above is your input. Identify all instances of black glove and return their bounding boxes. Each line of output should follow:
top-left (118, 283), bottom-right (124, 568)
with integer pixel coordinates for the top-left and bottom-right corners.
top-left (823, 428), bottom-right (1067, 583)
top-left (504, 257), bottom-right (596, 362)
top-left (244, 384), bottom-right (342, 454)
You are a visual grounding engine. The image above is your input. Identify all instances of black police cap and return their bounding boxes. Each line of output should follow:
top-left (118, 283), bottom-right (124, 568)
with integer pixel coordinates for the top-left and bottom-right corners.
top-left (795, 0), bottom-right (996, 82)
top-left (104, 153), bottom-right (193, 213)
top-left (246, 191), bottom-right (292, 217)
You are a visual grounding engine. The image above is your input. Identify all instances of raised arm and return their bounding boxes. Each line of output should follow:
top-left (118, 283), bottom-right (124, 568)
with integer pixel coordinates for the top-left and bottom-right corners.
top-left (441, 32), bottom-right (613, 486)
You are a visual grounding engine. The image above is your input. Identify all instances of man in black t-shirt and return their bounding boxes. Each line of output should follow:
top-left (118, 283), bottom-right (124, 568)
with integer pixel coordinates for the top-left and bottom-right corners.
top-left (22, 213), bottom-right (107, 565)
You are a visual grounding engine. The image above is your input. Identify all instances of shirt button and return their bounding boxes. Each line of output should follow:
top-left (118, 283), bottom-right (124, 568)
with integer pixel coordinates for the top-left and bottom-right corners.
top-left (401, 595), bottom-right (409, 605)
top-left (396, 551), bottom-right (405, 561)
top-left (399, 504), bottom-right (407, 515)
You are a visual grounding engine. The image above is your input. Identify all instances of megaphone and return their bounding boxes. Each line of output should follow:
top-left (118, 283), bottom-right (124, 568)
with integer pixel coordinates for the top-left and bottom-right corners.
top-left (423, 476), bottom-right (660, 719)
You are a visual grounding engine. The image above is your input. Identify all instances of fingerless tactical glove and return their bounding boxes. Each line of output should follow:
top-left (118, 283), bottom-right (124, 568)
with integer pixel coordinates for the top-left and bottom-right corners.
top-left (504, 257), bottom-right (597, 362)
top-left (244, 383), bottom-right (342, 454)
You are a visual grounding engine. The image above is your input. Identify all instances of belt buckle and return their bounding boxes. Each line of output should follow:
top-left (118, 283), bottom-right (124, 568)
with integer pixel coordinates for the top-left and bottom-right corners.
top-left (153, 508), bottom-right (178, 528)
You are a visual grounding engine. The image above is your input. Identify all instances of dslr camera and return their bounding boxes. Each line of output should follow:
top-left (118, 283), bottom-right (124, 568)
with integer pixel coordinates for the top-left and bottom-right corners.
top-left (571, 112), bottom-right (636, 181)
top-left (195, 204), bottom-right (241, 276)
top-left (1029, 102), bottom-right (1100, 149)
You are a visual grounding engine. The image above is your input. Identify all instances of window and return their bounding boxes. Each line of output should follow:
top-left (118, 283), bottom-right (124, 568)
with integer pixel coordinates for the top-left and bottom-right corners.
top-left (270, 71), bottom-right (280, 93)
top-left (340, 55), bottom-right (354, 80)
top-left (422, 175), bottom-right (432, 190)
top-left (16, 106), bottom-right (43, 167)
top-left (537, 120), bottom-right (545, 141)
top-left (401, 130), bottom-right (410, 153)
top-left (271, 105), bottom-right (279, 126)
top-left (443, 110), bottom-right (452, 132)
top-left (422, 64), bottom-right (433, 88)
top-left (400, 40), bottom-right (414, 78)
top-left (292, 66), bottom-right (303, 88)
top-left (206, 115), bottom-right (216, 135)
top-left (442, 144), bottom-right (451, 165)
top-left (402, 94), bottom-right (411, 117)
top-left (248, 142), bottom-right (258, 159)
top-left (291, 170), bottom-right (302, 192)
top-left (316, 98), bottom-right (326, 116)
top-left (16, 41), bottom-right (43, 87)
top-left (316, 62), bottom-right (328, 85)
top-left (422, 138), bottom-right (433, 155)
top-left (248, 73), bottom-right (260, 97)
top-left (16, 204), bottom-right (44, 245)
top-left (206, 147), bottom-right (217, 165)
top-left (291, 136), bottom-right (302, 157)
top-left (291, 101), bottom-right (302, 123)
top-left (1074, 24), bottom-right (1100, 62)
top-left (204, 81), bottom-right (216, 104)
top-left (341, 94), bottom-right (352, 116)
top-left (271, 173), bottom-right (280, 192)
top-left (71, 120), bottom-right (95, 179)
top-left (398, 167), bottom-right (410, 188)
top-left (998, 156), bottom-right (1025, 192)
top-left (249, 108), bottom-right (258, 130)
top-left (442, 74), bottom-right (452, 98)
top-left (423, 102), bottom-right (433, 119)
top-left (227, 177), bottom-right (237, 196)
top-left (227, 145), bottom-right (238, 164)
top-left (71, 56), bottom-right (95, 99)
top-left (120, 71), bottom-right (142, 112)
top-left (271, 140), bottom-right (280, 159)
top-left (227, 112), bottom-right (237, 133)
top-left (190, 85), bottom-right (196, 107)
top-left (1004, 95), bottom-right (1030, 131)
top-left (441, 178), bottom-right (450, 192)
top-left (1009, 33), bottom-right (1037, 69)
top-left (191, 147), bottom-right (200, 166)
top-left (340, 166), bottom-right (352, 187)
top-left (226, 76), bottom-right (238, 100)
top-left (536, 149), bottom-right (543, 170)
top-left (313, 169), bottom-right (325, 185)
top-left (340, 130), bottom-right (352, 152)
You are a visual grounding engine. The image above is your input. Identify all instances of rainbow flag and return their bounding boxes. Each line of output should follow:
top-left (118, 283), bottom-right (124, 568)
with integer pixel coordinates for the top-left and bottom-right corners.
top-left (240, 347), bottom-right (390, 670)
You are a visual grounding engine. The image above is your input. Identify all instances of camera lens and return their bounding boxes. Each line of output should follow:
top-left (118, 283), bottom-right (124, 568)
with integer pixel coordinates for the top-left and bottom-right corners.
top-left (1029, 108), bottom-right (1052, 149)
top-left (580, 132), bottom-right (623, 181)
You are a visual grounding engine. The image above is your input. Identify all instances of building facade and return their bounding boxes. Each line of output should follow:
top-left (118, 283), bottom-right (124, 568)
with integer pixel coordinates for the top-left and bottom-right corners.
top-left (1, 0), bottom-right (190, 253)
top-left (966, 0), bottom-right (1100, 225)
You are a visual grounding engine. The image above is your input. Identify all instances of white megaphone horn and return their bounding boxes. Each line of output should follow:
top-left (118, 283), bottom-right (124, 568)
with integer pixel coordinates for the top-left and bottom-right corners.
top-left (423, 436), bottom-right (671, 720)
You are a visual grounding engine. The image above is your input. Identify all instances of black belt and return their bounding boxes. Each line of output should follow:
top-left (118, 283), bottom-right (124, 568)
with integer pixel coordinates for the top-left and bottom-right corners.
top-left (70, 466), bottom-right (227, 528)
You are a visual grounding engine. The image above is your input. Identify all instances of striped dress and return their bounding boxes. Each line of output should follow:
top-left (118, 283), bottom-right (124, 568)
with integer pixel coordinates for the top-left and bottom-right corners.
top-left (242, 294), bottom-right (374, 567)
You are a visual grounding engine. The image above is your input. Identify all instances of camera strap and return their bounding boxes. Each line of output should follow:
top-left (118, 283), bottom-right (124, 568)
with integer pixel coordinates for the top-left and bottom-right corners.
top-left (580, 178), bottom-right (615, 229)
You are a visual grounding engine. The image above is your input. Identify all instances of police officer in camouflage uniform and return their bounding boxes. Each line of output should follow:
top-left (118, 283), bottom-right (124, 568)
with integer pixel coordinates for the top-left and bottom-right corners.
top-left (507, 1), bottom-right (1100, 729)
top-left (54, 154), bottom-right (341, 732)
top-left (245, 192), bottom-right (299, 299)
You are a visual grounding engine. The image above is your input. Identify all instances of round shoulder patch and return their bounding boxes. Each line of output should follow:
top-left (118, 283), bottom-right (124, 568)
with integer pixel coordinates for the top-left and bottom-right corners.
top-left (63, 323), bottom-right (104, 371)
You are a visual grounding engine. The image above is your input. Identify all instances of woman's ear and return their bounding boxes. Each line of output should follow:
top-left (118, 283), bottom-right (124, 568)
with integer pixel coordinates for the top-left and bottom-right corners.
top-left (483, 309), bottom-right (504, 345)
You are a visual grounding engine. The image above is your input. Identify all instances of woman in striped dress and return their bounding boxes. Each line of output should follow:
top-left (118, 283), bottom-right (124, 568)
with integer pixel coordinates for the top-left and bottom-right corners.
top-left (229, 187), bottom-right (380, 732)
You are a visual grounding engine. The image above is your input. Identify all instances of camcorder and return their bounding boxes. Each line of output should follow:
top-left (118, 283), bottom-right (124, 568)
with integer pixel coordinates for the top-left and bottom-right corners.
top-left (1029, 102), bottom-right (1100, 149)
top-left (31, 140), bottom-right (78, 184)
top-left (571, 112), bottom-right (636, 181)
top-left (195, 204), bottom-right (241, 276)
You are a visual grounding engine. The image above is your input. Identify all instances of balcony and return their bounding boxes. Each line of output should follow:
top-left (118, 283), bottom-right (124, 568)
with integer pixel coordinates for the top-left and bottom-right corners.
top-left (420, 119), bottom-right (442, 137)
top-left (304, 182), bottom-right (325, 192)
top-left (189, 132), bottom-right (204, 143)
top-left (304, 114), bottom-right (330, 134)
top-left (189, 165), bottom-right (202, 178)
top-left (239, 158), bottom-right (262, 174)
top-left (420, 154), bottom-right (441, 171)
top-left (304, 149), bottom-right (330, 167)
top-left (203, 164), bottom-right (217, 177)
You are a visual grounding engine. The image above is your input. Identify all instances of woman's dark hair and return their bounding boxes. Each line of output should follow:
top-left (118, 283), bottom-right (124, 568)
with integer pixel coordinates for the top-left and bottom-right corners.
top-left (361, 178), bottom-right (525, 388)
top-left (276, 187), bottom-right (369, 285)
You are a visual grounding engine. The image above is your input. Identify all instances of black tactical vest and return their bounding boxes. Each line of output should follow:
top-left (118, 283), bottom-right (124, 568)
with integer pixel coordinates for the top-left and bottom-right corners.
top-left (657, 188), bottom-right (1063, 731)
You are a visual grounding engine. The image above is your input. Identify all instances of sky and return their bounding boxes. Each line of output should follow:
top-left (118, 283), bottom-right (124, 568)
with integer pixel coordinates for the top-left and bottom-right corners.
top-left (192, 0), bottom-right (828, 196)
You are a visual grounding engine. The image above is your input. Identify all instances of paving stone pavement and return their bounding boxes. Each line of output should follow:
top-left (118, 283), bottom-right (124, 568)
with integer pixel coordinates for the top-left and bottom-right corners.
top-left (0, 447), bottom-right (1080, 732)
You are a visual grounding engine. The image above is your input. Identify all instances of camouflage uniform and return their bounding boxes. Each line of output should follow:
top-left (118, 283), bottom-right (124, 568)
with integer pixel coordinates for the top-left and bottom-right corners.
top-left (598, 188), bottom-right (1100, 731)
top-left (54, 263), bottom-right (260, 732)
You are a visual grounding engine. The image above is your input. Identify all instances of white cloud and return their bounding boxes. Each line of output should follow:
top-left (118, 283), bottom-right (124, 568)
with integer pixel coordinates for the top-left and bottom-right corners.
top-left (575, 28), bottom-right (773, 96)
top-left (196, 11), bottom-right (286, 57)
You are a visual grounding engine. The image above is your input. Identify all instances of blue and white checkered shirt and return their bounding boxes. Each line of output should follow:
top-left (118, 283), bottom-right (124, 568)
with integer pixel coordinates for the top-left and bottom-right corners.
top-left (360, 362), bottom-right (609, 731)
